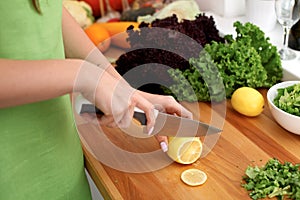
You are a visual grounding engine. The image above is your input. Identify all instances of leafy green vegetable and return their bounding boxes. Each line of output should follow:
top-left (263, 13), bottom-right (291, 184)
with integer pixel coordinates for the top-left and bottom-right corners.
top-left (167, 51), bottom-right (226, 102)
top-left (166, 21), bottom-right (283, 102)
top-left (242, 158), bottom-right (300, 200)
top-left (204, 34), bottom-right (267, 97)
top-left (273, 83), bottom-right (300, 117)
top-left (233, 21), bottom-right (282, 86)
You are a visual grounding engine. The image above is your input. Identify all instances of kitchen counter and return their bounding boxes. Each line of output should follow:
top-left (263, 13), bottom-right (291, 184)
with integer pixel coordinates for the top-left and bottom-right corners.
top-left (77, 11), bottom-right (300, 199)
top-left (74, 89), bottom-right (300, 200)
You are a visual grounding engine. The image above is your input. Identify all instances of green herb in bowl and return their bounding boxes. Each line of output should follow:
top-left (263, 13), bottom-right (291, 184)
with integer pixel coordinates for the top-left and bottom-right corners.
top-left (273, 83), bottom-right (300, 117)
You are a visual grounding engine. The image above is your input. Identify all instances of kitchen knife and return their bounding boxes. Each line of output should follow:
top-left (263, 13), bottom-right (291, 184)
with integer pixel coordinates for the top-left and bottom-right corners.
top-left (79, 104), bottom-right (222, 137)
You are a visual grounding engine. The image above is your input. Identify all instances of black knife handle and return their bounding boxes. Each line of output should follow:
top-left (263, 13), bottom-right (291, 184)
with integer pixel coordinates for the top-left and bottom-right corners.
top-left (80, 104), bottom-right (147, 125)
top-left (80, 104), bottom-right (104, 115)
top-left (132, 112), bottom-right (147, 125)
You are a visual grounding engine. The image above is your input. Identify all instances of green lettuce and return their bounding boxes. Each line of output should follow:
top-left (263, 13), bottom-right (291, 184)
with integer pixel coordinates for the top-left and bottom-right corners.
top-left (166, 21), bottom-right (282, 102)
top-left (273, 83), bottom-right (300, 117)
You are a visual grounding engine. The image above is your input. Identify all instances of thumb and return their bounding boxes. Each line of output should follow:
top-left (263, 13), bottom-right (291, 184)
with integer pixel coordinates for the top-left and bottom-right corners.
top-left (155, 135), bottom-right (168, 152)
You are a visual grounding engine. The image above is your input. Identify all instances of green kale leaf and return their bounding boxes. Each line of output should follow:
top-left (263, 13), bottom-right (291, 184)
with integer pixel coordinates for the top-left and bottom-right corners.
top-left (165, 21), bottom-right (283, 102)
top-left (234, 21), bottom-right (282, 86)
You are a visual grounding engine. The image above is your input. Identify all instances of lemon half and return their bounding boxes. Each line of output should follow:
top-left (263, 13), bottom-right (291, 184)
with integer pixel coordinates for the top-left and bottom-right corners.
top-left (181, 168), bottom-right (207, 186)
top-left (167, 137), bottom-right (202, 164)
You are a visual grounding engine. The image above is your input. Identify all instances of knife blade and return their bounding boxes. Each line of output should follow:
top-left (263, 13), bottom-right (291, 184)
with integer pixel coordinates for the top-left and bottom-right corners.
top-left (79, 104), bottom-right (222, 137)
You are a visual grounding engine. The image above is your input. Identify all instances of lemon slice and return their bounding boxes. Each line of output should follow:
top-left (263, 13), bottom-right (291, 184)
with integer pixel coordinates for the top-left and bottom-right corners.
top-left (167, 137), bottom-right (202, 164)
top-left (181, 168), bottom-right (207, 186)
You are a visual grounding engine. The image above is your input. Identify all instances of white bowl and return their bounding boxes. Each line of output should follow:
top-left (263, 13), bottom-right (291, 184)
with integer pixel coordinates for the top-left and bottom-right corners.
top-left (267, 81), bottom-right (300, 135)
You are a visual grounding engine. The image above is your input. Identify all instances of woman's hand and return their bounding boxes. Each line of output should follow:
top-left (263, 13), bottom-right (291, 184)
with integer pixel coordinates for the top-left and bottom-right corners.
top-left (62, 8), bottom-right (192, 152)
top-left (75, 61), bottom-right (156, 134)
top-left (139, 92), bottom-right (193, 152)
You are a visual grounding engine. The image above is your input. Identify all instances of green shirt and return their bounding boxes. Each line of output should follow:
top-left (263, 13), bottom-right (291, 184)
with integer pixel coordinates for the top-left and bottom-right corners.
top-left (0, 1), bottom-right (92, 199)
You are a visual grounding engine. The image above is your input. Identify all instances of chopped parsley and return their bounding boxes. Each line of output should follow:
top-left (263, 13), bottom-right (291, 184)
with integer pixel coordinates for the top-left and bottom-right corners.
top-left (242, 158), bottom-right (300, 200)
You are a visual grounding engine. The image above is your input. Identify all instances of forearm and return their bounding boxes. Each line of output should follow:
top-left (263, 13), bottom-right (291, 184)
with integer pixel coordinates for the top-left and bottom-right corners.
top-left (62, 7), bottom-right (125, 83)
top-left (62, 7), bottom-right (156, 106)
top-left (0, 59), bottom-right (82, 108)
top-left (62, 16), bottom-right (155, 105)
top-left (62, 7), bottom-right (109, 67)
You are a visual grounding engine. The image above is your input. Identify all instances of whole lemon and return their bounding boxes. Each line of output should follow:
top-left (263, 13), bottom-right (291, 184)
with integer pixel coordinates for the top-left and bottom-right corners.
top-left (231, 87), bottom-right (264, 117)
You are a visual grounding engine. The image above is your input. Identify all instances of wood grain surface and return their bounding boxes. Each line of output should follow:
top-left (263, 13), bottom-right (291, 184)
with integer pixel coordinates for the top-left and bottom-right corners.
top-left (74, 89), bottom-right (300, 200)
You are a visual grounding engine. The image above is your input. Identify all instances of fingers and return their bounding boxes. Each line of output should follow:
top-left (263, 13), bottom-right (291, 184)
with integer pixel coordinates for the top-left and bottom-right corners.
top-left (143, 94), bottom-right (193, 119)
top-left (165, 97), bottom-right (193, 119)
top-left (97, 105), bottom-right (135, 128)
top-left (155, 96), bottom-right (193, 119)
top-left (155, 135), bottom-right (168, 152)
top-left (172, 106), bottom-right (193, 119)
top-left (97, 114), bottom-right (117, 127)
top-left (134, 97), bottom-right (156, 135)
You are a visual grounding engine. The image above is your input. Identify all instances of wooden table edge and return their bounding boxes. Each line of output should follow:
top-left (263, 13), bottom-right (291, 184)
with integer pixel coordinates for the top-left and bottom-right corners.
top-left (82, 144), bottom-right (124, 200)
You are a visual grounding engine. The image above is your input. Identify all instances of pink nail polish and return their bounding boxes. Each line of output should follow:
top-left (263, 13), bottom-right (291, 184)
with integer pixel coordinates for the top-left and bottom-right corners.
top-left (148, 127), bottom-right (154, 135)
top-left (160, 142), bottom-right (168, 152)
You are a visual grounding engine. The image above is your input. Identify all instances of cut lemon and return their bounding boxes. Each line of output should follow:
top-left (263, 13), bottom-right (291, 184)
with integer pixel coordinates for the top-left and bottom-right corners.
top-left (181, 168), bottom-right (207, 186)
top-left (167, 137), bottom-right (202, 164)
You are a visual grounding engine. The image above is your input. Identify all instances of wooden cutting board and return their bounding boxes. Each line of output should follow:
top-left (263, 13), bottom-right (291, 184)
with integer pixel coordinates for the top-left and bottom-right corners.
top-left (75, 89), bottom-right (300, 200)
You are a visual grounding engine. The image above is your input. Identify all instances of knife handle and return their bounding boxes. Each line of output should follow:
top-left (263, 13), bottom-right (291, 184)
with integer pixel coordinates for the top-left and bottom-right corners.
top-left (80, 104), bottom-right (147, 125)
top-left (132, 111), bottom-right (147, 125)
top-left (80, 104), bottom-right (104, 115)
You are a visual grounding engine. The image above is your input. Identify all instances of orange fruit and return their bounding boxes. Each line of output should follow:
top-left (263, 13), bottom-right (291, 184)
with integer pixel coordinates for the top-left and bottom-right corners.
top-left (95, 22), bottom-right (139, 49)
top-left (84, 23), bottom-right (111, 52)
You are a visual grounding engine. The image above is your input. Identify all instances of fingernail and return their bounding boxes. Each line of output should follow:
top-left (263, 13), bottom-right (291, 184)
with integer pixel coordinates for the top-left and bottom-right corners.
top-left (153, 109), bottom-right (159, 119)
top-left (160, 142), bottom-right (168, 152)
top-left (148, 127), bottom-right (154, 135)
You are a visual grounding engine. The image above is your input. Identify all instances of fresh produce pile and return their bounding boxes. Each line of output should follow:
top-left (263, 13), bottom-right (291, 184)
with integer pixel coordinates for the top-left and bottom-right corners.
top-left (166, 21), bottom-right (282, 102)
top-left (242, 158), bottom-right (300, 200)
top-left (71, 0), bottom-right (283, 102)
top-left (115, 17), bottom-right (283, 102)
top-left (84, 21), bottom-right (139, 52)
top-left (115, 14), bottom-right (225, 95)
top-left (273, 83), bottom-right (300, 117)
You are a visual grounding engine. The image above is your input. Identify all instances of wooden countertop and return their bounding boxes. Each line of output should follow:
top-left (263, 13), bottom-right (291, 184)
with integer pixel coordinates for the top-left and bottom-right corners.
top-left (74, 89), bottom-right (300, 200)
